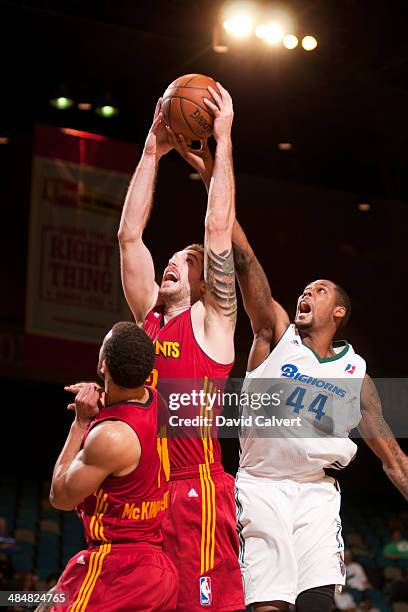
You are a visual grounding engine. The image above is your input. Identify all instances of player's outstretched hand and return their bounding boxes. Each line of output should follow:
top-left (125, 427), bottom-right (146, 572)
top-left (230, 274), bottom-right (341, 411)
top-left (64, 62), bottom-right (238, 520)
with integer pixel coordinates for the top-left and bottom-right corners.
top-left (65, 381), bottom-right (104, 412)
top-left (64, 381), bottom-right (104, 410)
top-left (203, 83), bottom-right (233, 143)
top-left (71, 382), bottom-right (104, 428)
top-left (144, 98), bottom-right (173, 160)
top-left (167, 127), bottom-right (214, 189)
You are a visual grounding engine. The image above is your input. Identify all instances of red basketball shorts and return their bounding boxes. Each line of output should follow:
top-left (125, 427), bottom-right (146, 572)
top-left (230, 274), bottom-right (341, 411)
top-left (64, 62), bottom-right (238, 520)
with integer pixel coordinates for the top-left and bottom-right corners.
top-left (51, 542), bottom-right (178, 611)
top-left (162, 462), bottom-right (244, 611)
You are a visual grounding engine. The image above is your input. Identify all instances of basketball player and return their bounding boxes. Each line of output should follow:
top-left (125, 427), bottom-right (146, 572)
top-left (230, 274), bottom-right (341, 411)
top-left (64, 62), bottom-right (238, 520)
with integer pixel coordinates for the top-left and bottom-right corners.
top-left (117, 84), bottom-right (245, 610)
top-left (230, 221), bottom-right (408, 612)
top-left (47, 322), bottom-right (178, 611)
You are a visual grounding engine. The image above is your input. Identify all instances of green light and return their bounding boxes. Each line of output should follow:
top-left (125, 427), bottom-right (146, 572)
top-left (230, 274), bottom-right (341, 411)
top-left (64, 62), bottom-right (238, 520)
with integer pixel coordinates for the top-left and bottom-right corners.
top-left (96, 104), bottom-right (119, 118)
top-left (50, 96), bottom-right (75, 110)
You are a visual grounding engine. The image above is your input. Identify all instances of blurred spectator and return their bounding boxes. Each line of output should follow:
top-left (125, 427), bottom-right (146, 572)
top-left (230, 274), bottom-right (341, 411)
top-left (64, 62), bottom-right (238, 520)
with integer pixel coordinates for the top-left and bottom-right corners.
top-left (334, 589), bottom-right (358, 611)
top-left (359, 598), bottom-right (381, 612)
top-left (388, 568), bottom-right (408, 604)
top-left (383, 530), bottom-right (408, 560)
top-left (13, 569), bottom-right (38, 591)
top-left (346, 550), bottom-right (371, 591)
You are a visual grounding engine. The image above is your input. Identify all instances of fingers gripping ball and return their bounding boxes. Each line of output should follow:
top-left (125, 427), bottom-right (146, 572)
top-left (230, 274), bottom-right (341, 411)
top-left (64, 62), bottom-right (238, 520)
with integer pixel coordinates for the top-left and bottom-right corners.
top-left (161, 74), bottom-right (219, 140)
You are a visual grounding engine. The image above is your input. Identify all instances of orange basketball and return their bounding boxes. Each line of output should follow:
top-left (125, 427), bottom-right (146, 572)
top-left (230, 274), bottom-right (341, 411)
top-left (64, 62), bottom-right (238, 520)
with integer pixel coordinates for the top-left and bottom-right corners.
top-left (161, 74), bottom-right (218, 141)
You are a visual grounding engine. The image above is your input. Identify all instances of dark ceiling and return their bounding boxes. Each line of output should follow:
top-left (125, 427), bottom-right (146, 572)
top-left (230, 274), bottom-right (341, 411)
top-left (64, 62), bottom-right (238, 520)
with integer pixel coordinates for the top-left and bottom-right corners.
top-left (2, 0), bottom-right (408, 199)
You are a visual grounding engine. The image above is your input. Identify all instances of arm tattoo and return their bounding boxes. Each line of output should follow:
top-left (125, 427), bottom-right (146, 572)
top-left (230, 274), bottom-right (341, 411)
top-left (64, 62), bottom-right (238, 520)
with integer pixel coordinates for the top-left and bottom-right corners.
top-left (233, 242), bottom-right (272, 308)
top-left (206, 247), bottom-right (237, 322)
top-left (361, 376), bottom-right (394, 440)
top-left (232, 242), bottom-right (251, 273)
top-left (360, 375), bottom-right (408, 500)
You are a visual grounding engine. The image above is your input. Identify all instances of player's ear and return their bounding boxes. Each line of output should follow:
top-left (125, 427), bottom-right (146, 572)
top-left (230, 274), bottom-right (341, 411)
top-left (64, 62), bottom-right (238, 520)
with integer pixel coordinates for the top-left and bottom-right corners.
top-left (333, 305), bottom-right (346, 325)
top-left (100, 359), bottom-right (108, 376)
top-left (199, 279), bottom-right (206, 296)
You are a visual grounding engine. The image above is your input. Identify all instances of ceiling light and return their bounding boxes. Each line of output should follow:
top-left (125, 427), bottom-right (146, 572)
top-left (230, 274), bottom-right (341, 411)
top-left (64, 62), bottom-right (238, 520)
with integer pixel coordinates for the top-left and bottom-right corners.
top-left (255, 22), bottom-right (284, 45)
top-left (302, 35), bottom-right (318, 51)
top-left (223, 13), bottom-right (253, 37)
top-left (283, 34), bottom-right (298, 49)
top-left (357, 203), bottom-right (370, 211)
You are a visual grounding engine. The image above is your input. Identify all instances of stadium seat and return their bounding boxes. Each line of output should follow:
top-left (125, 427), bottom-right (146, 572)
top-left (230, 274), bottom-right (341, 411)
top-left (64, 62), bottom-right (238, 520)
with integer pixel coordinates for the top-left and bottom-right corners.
top-left (385, 566), bottom-right (403, 581)
top-left (39, 519), bottom-right (60, 534)
top-left (14, 528), bottom-right (36, 544)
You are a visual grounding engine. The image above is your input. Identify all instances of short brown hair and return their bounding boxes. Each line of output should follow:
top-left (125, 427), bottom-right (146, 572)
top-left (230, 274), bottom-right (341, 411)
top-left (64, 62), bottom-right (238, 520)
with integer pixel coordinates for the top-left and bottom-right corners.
top-left (184, 243), bottom-right (204, 279)
top-left (184, 243), bottom-right (204, 257)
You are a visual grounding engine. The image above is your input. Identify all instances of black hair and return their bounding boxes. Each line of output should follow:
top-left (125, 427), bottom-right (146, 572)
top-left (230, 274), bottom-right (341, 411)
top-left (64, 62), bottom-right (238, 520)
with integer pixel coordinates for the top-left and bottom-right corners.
top-left (101, 321), bottom-right (154, 388)
top-left (334, 284), bottom-right (351, 328)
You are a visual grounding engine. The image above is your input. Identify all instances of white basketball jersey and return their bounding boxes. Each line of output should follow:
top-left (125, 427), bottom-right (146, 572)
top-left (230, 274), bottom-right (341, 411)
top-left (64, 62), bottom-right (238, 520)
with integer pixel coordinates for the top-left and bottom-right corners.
top-left (239, 324), bottom-right (366, 482)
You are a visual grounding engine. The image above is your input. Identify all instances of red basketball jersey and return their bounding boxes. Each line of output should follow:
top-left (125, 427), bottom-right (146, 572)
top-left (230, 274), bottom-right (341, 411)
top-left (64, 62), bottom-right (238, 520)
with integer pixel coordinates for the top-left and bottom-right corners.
top-left (76, 387), bottom-right (169, 546)
top-left (143, 306), bottom-right (233, 470)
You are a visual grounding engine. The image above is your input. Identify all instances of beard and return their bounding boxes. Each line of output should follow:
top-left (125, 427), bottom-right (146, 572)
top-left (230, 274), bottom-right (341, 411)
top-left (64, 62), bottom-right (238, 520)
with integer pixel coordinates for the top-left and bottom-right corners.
top-left (158, 281), bottom-right (195, 305)
top-left (294, 316), bottom-right (314, 330)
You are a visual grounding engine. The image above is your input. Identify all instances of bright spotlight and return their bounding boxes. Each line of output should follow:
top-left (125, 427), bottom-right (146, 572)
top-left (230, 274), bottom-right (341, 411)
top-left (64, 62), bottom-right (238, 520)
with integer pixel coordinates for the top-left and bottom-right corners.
top-left (255, 22), bottom-right (284, 45)
top-left (50, 96), bottom-right (74, 110)
top-left (283, 34), bottom-right (298, 49)
top-left (302, 35), bottom-right (317, 51)
top-left (223, 13), bottom-right (253, 38)
top-left (96, 105), bottom-right (119, 118)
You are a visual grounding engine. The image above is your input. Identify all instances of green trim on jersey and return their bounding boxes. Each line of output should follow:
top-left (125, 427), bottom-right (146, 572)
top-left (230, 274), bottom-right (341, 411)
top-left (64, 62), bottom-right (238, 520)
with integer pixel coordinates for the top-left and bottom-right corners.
top-left (302, 339), bottom-right (350, 363)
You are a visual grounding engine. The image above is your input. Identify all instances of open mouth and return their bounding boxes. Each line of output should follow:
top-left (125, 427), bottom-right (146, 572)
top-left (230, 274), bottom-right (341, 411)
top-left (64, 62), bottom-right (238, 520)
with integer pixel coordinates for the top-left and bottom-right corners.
top-left (162, 269), bottom-right (179, 286)
top-left (298, 300), bottom-right (312, 317)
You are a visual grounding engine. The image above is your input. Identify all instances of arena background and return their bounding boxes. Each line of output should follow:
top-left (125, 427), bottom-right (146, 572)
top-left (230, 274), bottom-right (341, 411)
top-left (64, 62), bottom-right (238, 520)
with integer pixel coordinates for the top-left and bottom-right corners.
top-left (0, 0), bottom-right (408, 609)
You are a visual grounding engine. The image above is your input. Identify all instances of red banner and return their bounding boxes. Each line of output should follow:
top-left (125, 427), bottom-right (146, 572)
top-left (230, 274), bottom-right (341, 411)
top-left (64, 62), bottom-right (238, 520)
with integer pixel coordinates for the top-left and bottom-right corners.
top-left (23, 125), bottom-right (139, 382)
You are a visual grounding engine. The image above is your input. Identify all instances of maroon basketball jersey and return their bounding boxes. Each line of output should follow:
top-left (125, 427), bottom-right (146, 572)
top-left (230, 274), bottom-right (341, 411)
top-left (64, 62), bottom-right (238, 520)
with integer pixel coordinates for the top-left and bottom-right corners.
top-left (143, 306), bottom-right (233, 470)
top-left (76, 387), bottom-right (169, 546)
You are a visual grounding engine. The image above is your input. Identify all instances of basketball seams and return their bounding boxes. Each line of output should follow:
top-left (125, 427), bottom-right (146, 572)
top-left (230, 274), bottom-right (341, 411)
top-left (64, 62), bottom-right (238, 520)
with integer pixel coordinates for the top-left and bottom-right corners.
top-left (165, 86), bottom-right (215, 90)
top-left (161, 95), bottom-right (214, 119)
top-left (168, 74), bottom-right (217, 90)
top-left (162, 74), bottom-right (216, 140)
top-left (179, 99), bottom-right (202, 139)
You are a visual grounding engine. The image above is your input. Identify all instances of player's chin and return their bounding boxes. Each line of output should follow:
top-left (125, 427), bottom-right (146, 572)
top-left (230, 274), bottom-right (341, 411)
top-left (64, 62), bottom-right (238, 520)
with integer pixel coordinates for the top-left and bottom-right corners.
top-left (295, 315), bottom-right (314, 329)
top-left (159, 284), bottom-right (180, 299)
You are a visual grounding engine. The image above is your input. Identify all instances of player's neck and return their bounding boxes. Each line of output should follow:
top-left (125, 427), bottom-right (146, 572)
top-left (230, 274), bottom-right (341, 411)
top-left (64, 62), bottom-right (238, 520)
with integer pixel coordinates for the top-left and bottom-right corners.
top-left (164, 300), bottom-right (191, 320)
top-left (104, 383), bottom-right (148, 406)
top-left (299, 329), bottom-right (336, 359)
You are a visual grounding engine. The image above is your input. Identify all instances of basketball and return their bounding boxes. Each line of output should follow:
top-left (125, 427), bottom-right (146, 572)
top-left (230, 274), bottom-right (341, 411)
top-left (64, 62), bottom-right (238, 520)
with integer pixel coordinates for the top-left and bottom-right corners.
top-left (161, 74), bottom-right (218, 141)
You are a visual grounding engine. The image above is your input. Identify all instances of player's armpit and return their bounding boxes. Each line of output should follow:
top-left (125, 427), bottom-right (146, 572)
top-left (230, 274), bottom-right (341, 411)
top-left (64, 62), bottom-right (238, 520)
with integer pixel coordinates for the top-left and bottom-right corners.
top-left (359, 374), bottom-right (408, 501)
top-left (51, 422), bottom-right (140, 510)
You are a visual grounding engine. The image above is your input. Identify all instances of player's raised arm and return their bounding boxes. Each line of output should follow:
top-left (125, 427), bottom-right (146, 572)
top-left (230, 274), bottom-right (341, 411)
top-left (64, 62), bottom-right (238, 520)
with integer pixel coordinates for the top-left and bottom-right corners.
top-left (118, 99), bottom-right (173, 325)
top-left (232, 218), bottom-right (290, 370)
top-left (197, 84), bottom-right (237, 362)
top-left (359, 374), bottom-right (408, 500)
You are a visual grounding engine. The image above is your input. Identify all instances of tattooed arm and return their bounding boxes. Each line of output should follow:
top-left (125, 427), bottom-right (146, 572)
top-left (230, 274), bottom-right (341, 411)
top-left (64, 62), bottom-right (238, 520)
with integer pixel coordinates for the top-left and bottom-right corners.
top-left (359, 374), bottom-right (408, 500)
top-left (191, 83), bottom-right (236, 364)
top-left (232, 219), bottom-right (290, 371)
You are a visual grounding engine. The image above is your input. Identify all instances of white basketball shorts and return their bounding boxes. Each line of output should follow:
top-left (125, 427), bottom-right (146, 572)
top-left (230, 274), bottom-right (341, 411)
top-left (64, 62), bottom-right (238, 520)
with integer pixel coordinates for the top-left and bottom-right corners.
top-left (235, 472), bottom-right (345, 606)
